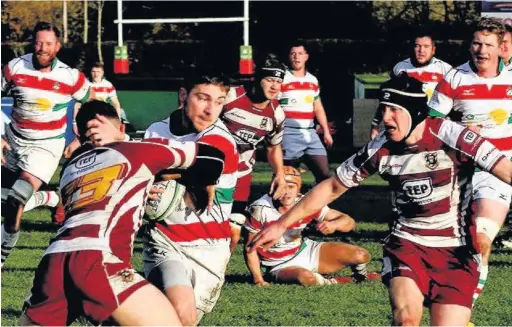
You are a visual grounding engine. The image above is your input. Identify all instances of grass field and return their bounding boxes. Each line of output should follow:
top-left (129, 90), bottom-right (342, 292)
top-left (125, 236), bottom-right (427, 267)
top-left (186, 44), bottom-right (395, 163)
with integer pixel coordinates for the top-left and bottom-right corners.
top-left (2, 163), bottom-right (512, 326)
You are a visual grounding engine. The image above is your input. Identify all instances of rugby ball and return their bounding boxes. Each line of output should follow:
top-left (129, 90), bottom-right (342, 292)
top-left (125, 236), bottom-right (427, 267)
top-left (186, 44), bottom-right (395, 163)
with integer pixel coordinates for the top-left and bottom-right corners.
top-left (144, 180), bottom-right (186, 222)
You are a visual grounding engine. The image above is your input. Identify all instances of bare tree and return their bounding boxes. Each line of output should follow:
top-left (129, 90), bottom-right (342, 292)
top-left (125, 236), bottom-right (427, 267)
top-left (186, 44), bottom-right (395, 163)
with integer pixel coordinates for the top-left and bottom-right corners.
top-left (63, 0), bottom-right (68, 44)
top-left (84, 0), bottom-right (88, 44)
top-left (97, 0), bottom-right (104, 62)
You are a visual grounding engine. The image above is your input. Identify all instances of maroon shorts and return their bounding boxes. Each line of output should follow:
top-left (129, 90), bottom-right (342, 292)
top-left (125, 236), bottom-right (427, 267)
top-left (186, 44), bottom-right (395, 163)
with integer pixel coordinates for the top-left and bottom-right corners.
top-left (381, 236), bottom-right (479, 309)
top-left (233, 173), bottom-right (252, 202)
top-left (23, 250), bottom-right (148, 325)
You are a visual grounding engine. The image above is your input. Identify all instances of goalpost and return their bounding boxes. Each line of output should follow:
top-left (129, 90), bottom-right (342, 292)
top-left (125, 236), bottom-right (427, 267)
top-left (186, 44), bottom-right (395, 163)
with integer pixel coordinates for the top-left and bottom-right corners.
top-left (112, 0), bottom-right (252, 74)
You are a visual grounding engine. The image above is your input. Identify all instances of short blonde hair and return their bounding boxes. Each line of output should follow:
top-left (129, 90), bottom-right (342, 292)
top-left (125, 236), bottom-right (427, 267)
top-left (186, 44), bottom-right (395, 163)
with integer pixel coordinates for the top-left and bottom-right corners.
top-left (474, 17), bottom-right (506, 43)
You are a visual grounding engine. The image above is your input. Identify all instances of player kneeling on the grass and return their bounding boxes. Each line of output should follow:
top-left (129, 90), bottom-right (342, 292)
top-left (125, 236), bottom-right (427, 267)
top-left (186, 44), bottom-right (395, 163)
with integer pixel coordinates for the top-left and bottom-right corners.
top-left (248, 74), bottom-right (512, 326)
top-left (20, 100), bottom-right (225, 326)
top-left (244, 166), bottom-right (378, 286)
top-left (142, 71), bottom-right (239, 326)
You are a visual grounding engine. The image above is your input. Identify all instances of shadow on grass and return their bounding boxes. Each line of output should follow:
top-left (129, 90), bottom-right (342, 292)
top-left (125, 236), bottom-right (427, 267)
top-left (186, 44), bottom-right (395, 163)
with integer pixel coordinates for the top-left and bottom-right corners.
top-left (1, 308), bottom-right (21, 319)
top-left (1, 266), bottom-right (36, 273)
top-left (224, 273), bottom-right (253, 284)
top-left (20, 221), bottom-right (60, 233)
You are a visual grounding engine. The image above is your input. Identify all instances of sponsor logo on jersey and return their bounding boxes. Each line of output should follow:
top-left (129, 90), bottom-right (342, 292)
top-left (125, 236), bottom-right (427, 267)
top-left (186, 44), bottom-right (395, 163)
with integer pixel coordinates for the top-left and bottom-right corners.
top-left (75, 153), bottom-right (97, 169)
top-left (463, 130), bottom-right (477, 144)
top-left (506, 87), bottom-right (512, 97)
top-left (236, 129), bottom-right (257, 141)
top-left (34, 98), bottom-right (52, 111)
top-left (304, 95), bottom-right (314, 103)
top-left (260, 117), bottom-right (269, 129)
top-left (401, 178), bottom-right (433, 199)
top-left (424, 152), bottom-right (439, 170)
top-left (488, 108), bottom-right (508, 125)
top-left (462, 89), bottom-right (475, 96)
top-left (53, 82), bottom-right (61, 91)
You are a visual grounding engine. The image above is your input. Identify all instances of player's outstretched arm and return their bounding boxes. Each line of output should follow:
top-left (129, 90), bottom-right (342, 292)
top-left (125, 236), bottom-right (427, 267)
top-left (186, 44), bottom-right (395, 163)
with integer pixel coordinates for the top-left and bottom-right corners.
top-left (248, 175), bottom-right (349, 252)
top-left (489, 157), bottom-right (512, 186)
top-left (244, 232), bottom-right (270, 287)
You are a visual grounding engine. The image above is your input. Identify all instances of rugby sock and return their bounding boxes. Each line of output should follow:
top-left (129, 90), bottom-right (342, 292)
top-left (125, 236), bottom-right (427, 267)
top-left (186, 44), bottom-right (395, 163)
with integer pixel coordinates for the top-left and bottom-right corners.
top-left (473, 264), bottom-right (489, 307)
top-left (351, 263), bottom-right (368, 281)
top-left (24, 191), bottom-right (59, 212)
top-left (313, 272), bottom-right (335, 285)
top-left (1, 224), bottom-right (20, 267)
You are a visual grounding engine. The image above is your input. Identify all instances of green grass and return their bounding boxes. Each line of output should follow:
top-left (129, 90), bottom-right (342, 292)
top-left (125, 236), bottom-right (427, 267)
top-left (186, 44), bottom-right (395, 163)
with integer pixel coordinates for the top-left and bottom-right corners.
top-left (2, 163), bottom-right (512, 326)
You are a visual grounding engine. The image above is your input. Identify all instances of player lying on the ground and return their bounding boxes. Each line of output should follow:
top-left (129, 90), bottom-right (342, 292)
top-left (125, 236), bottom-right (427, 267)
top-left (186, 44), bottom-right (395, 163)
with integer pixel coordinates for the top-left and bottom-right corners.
top-left (244, 166), bottom-right (379, 286)
top-left (19, 100), bottom-right (225, 326)
top-left (249, 74), bottom-right (512, 326)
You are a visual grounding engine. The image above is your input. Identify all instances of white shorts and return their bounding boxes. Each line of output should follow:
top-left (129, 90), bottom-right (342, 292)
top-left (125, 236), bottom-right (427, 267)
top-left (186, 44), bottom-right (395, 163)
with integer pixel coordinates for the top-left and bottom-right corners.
top-left (282, 128), bottom-right (327, 161)
top-left (3, 126), bottom-right (65, 184)
top-left (268, 239), bottom-right (323, 278)
top-left (142, 227), bottom-right (231, 313)
top-left (472, 170), bottom-right (512, 207)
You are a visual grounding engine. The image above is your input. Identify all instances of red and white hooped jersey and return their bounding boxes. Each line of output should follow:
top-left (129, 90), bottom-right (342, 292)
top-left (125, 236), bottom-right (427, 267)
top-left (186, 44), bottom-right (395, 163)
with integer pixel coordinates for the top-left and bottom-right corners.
top-left (222, 86), bottom-right (284, 178)
top-left (244, 194), bottom-right (329, 267)
top-left (45, 139), bottom-right (198, 263)
top-left (429, 61), bottom-right (512, 155)
top-left (90, 78), bottom-right (117, 103)
top-left (393, 57), bottom-right (452, 100)
top-left (1, 54), bottom-right (91, 139)
top-left (278, 70), bottom-right (320, 129)
top-left (145, 115), bottom-right (239, 246)
top-left (336, 117), bottom-right (506, 248)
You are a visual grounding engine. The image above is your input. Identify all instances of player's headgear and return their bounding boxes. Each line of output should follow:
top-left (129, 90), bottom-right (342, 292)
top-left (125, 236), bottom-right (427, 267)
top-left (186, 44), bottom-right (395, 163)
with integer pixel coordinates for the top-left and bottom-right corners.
top-left (283, 166), bottom-right (302, 189)
top-left (256, 53), bottom-right (286, 81)
top-left (379, 73), bottom-right (428, 140)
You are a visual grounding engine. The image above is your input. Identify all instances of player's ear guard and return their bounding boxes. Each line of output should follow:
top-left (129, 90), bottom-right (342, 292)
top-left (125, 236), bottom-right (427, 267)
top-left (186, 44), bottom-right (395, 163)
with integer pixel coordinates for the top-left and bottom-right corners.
top-left (180, 143), bottom-right (225, 187)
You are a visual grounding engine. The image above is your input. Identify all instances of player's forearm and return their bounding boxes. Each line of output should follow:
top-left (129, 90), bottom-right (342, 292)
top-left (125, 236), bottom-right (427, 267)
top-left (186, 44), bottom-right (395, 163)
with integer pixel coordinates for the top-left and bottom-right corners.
top-left (331, 215), bottom-right (356, 233)
top-left (245, 237), bottom-right (266, 282)
top-left (111, 97), bottom-right (122, 116)
top-left (266, 144), bottom-right (285, 176)
top-left (278, 176), bottom-right (348, 229)
top-left (313, 99), bottom-right (330, 133)
top-left (490, 157), bottom-right (512, 186)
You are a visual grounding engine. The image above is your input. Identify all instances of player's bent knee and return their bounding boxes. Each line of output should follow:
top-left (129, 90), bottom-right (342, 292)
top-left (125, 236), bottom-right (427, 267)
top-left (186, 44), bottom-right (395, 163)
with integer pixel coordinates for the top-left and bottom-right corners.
top-left (393, 307), bottom-right (421, 326)
top-left (353, 248), bottom-right (371, 264)
top-left (476, 232), bottom-right (492, 256)
top-left (297, 270), bottom-right (317, 286)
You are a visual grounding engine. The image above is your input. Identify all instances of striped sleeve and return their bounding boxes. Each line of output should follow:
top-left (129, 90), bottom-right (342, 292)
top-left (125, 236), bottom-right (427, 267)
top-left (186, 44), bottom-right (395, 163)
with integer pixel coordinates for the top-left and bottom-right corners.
top-left (267, 103), bottom-right (285, 146)
top-left (199, 134), bottom-right (239, 174)
top-left (335, 135), bottom-right (385, 189)
top-left (141, 139), bottom-right (198, 172)
top-left (1, 60), bottom-right (14, 93)
top-left (107, 82), bottom-right (118, 100)
top-left (71, 70), bottom-right (91, 103)
top-left (436, 119), bottom-right (506, 171)
top-left (244, 202), bottom-right (266, 234)
top-left (428, 69), bottom-right (456, 118)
